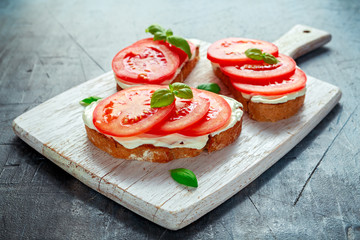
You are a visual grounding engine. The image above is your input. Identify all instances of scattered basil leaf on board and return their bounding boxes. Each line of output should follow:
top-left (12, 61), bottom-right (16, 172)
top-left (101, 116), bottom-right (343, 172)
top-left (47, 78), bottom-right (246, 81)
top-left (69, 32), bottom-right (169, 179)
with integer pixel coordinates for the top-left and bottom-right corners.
top-left (79, 96), bottom-right (102, 106)
top-left (150, 89), bottom-right (175, 108)
top-left (170, 168), bottom-right (198, 188)
top-left (146, 24), bottom-right (192, 59)
top-left (245, 48), bottom-right (279, 64)
top-left (151, 83), bottom-right (193, 108)
top-left (197, 83), bottom-right (221, 93)
top-left (170, 83), bottom-right (193, 99)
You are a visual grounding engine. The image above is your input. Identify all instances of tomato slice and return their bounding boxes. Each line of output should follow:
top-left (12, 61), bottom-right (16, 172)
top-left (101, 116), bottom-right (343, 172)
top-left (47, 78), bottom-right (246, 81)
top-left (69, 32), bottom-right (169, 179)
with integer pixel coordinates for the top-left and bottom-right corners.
top-left (148, 89), bottom-right (210, 134)
top-left (221, 54), bottom-right (296, 84)
top-left (179, 90), bottom-right (232, 136)
top-left (207, 38), bottom-right (278, 65)
top-left (232, 68), bottom-right (307, 96)
top-left (112, 38), bottom-right (180, 84)
top-left (93, 85), bottom-right (175, 137)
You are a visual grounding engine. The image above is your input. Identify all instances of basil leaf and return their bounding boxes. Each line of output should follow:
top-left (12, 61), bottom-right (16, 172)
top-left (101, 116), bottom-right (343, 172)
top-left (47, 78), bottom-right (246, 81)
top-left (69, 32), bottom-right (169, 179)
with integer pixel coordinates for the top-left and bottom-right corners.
top-left (170, 82), bottom-right (193, 99)
top-left (245, 48), bottom-right (262, 55)
top-left (170, 168), bottom-right (198, 188)
top-left (167, 35), bottom-right (192, 59)
top-left (150, 83), bottom-right (193, 108)
top-left (79, 96), bottom-right (102, 106)
top-left (245, 48), bottom-right (264, 61)
top-left (146, 25), bottom-right (192, 59)
top-left (197, 83), bottom-right (221, 93)
top-left (245, 48), bottom-right (279, 64)
top-left (145, 24), bottom-right (166, 35)
top-left (153, 34), bottom-right (167, 41)
top-left (263, 53), bottom-right (279, 64)
top-left (150, 89), bottom-right (175, 108)
top-left (166, 29), bottom-right (173, 37)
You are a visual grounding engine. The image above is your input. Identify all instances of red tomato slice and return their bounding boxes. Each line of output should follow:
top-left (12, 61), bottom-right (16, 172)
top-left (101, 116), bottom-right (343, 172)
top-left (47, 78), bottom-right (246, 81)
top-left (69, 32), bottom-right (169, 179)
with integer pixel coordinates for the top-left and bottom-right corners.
top-left (179, 90), bottom-right (232, 136)
top-left (112, 38), bottom-right (180, 84)
top-left (148, 89), bottom-right (210, 134)
top-left (93, 85), bottom-right (175, 137)
top-left (221, 54), bottom-right (296, 84)
top-left (207, 38), bottom-right (278, 65)
top-left (167, 40), bottom-right (197, 66)
top-left (232, 68), bottom-right (307, 96)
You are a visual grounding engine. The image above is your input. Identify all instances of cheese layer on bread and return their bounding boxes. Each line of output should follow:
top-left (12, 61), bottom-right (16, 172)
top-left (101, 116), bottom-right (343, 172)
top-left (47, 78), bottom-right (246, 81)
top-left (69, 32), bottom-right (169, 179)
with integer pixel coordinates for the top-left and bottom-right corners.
top-left (241, 87), bottom-right (306, 104)
top-left (83, 96), bottom-right (243, 150)
top-left (211, 63), bottom-right (306, 104)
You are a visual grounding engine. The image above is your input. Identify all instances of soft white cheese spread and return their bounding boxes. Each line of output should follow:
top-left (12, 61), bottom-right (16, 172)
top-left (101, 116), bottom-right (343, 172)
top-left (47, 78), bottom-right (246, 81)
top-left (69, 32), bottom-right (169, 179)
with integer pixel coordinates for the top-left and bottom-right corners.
top-left (211, 62), bottom-right (306, 104)
top-left (82, 96), bottom-right (243, 149)
top-left (116, 43), bottom-right (198, 89)
top-left (241, 87), bottom-right (306, 104)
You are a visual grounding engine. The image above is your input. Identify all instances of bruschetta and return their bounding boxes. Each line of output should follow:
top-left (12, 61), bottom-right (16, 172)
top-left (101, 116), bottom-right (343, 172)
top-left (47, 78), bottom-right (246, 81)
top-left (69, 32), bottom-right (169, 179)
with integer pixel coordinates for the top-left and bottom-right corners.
top-left (83, 84), bottom-right (243, 163)
top-left (208, 38), bottom-right (306, 122)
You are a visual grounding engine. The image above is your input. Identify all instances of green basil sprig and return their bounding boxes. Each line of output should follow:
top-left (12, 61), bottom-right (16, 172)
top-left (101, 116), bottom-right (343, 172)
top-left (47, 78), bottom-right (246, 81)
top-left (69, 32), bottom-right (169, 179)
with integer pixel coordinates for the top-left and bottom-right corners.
top-left (170, 168), bottom-right (198, 188)
top-left (151, 83), bottom-right (193, 108)
top-left (146, 24), bottom-right (192, 59)
top-left (79, 96), bottom-right (102, 106)
top-left (150, 89), bottom-right (175, 108)
top-left (245, 48), bottom-right (279, 64)
top-left (197, 83), bottom-right (221, 93)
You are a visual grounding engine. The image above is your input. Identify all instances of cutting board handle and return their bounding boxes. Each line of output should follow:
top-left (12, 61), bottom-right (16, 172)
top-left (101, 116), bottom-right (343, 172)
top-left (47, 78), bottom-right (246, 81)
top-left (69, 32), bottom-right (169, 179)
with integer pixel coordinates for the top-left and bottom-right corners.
top-left (273, 24), bottom-right (332, 59)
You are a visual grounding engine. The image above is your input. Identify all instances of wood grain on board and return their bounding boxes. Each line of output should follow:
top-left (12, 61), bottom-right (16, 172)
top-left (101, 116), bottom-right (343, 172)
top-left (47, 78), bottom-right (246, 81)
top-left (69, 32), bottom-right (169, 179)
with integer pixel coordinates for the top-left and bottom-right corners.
top-left (13, 34), bottom-right (341, 229)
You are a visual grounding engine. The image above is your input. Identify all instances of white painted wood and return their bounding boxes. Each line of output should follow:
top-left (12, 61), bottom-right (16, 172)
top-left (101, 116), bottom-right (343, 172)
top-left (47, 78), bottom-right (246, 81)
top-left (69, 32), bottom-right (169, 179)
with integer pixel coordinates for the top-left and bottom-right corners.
top-left (273, 24), bottom-right (332, 59)
top-left (12, 27), bottom-right (340, 230)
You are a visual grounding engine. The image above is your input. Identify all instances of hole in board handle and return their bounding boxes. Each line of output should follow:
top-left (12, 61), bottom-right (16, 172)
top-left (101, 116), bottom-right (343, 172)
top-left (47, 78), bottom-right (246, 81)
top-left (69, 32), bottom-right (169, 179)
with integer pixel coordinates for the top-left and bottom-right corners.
top-left (303, 30), bottom-right (311, 33)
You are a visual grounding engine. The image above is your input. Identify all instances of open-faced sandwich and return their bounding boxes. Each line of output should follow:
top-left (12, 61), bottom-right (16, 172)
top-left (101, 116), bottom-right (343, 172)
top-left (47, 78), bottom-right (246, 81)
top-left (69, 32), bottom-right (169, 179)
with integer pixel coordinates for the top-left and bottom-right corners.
top-left (112, 25), bottom-right (200, 91)
top-left (82, 83), bottom-right (243, 163)
top-left (207, 38), bottom-right (307, 122)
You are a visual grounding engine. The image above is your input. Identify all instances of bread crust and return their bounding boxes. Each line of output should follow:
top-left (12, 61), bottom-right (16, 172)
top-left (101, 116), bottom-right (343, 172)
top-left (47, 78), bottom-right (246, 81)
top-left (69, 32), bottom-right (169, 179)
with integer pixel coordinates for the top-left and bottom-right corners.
top-left (213, 65), bottom-right (305, 122)
top-left (116, 46), bottom-right (200, 91)
top-left (85, 117), bottom-right (242, 163)
top-left (207, 118), bottom-right (243, 152)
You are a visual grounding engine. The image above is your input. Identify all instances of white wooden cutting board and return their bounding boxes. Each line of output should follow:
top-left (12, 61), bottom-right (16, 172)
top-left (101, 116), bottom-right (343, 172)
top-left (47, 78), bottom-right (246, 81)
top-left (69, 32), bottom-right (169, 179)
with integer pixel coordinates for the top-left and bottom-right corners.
top-left (12, 25), bottom-right (341, 230)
